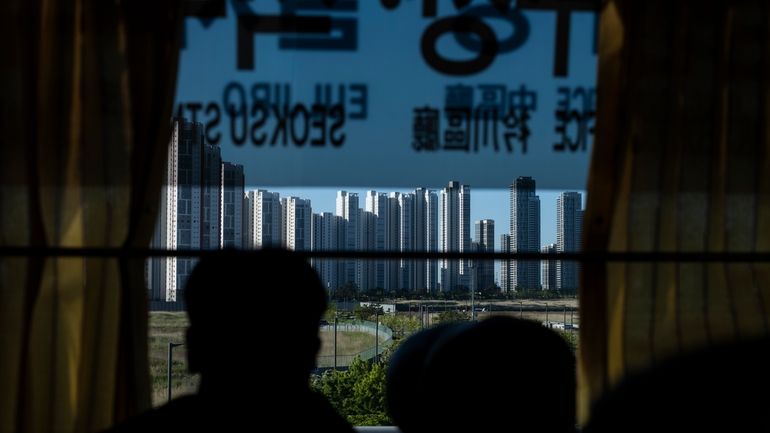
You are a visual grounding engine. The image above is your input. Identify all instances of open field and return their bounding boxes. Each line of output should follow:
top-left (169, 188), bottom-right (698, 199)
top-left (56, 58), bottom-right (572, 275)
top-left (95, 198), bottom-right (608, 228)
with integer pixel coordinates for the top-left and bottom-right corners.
top-left (318, 330), bottom-right (377, 357)
top-left (148, 305), bottom-right (576, 406)
top-left (148, 312), bottom-right (198, 406)
top-left (148, 312), bottom-right (378, 405)
top-left (475, 309), bottom-right (579, 327)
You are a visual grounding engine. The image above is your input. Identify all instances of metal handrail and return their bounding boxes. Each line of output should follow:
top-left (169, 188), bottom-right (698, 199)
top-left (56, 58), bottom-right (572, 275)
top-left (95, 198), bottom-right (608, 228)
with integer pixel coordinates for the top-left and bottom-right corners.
top-left (1, 246), bottom-right (769, 262)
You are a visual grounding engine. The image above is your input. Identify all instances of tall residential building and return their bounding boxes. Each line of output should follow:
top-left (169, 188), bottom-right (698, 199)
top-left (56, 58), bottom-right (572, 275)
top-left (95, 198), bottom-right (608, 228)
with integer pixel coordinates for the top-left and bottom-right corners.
top-left (424, 190), bottom-right (439, 293)
top-left (168, 119), bottom-right (209, 299)
top-left (557, 192), bottom-right (583, 292)
top-left (312, 212), bottom-right (345, 292)
top-left (359, 209), bottom-right (377, 291)
top-left (311, 213), bottom-right (325, 287)
top-left (541, 243), bottom-right (558, 290)
top-left (365, 191), bottom-right (390, 290)
top-left (147, 118), bottom-right (221, 301)
top-left (413, 188), bottom-right (436, 293)
top-left (439, 181), bottom-right (471, 292)
top-left (336, 191), bottom-right (360, 287)
top-left (284, 197), bottom-right (312, 251)
top-left (147, 217), bottom-right (165, 301)
top-left (500, 234), bottom-right (511, 292)
top-left (397, 193), bottom-right (415, 291)
top-left (201, 142), bottom-right (222, 251)
top-left (242, 194), bottom-right (249, 248)
top-left (244, 190), bottom-right (282, 248)
top-left (474, 219), bottom-right (495, 290)
top-left (387, 192), bottom-right (401, 291)
top-left (362, 188), bottom-right (437, 293)
top-left (220, 162), bottom-right (244, 248)
top-left (469, 241), bottom-right (480, 291)
top-left (281, 197), bottom-right (288, 247)
top-left (459, 183), bottom-right (471, 286)
top-left (509, 177), bottom-right (541, 291)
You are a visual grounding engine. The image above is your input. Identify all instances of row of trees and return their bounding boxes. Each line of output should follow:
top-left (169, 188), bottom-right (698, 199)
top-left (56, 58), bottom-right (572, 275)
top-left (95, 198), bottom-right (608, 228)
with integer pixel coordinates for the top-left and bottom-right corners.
top-left (331, 282), bottom-right (573, 302)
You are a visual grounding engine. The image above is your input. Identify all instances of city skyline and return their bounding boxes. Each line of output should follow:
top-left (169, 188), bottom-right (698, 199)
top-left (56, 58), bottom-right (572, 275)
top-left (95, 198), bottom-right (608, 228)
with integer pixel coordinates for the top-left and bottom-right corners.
top-left (264, 187), bottom-right (585, 249)
top-left (252, 186), bottom-right (585, 252)
top-left (252, 178), bottom-right (583, 290)
top-left (150, 118), bottom-right (586, 299)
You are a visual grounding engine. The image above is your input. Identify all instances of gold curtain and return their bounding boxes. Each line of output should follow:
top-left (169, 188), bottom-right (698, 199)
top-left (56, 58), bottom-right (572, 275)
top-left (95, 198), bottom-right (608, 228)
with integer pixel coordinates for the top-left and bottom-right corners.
top-left (580, 0), bottom-right (770, 423)
top-left (0, 1), bottom-right (182, 432)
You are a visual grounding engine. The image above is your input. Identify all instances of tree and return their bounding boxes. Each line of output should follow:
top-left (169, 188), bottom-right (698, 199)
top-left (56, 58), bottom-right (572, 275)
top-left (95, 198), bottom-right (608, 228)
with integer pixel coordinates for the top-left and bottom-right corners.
top-left (353, 304), bottom-right (383, 322)
top-left (323, 303), bottom-right (337, 322)
top-left (312, 357), bottom-right (390, 426)
top-left (334, 282), bottom-right (359, 301)
top-left (379, 314), bottom-right (420, 339)
top-left (351, 362), bottom-right (388, 422)
top-left (435, 309), bottom-right (471, 324)
top-left (510, 289), bottom-right (564, 300)
top-left (555, 329), bottom-right (578, 353)
top-left (480, 284), bottom-right (501, 298)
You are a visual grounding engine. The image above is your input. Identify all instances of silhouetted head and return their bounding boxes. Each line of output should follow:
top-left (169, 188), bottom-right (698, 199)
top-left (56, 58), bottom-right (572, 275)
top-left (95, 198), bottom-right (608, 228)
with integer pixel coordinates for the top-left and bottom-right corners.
top-left (585, 337), bottom-right (770, 433)
top-left (184, 248), bottom-right (326, 391)
top-left (388, 316), bottom-right (575, 433)
top-left (386, 322), bottom-right (471, 433)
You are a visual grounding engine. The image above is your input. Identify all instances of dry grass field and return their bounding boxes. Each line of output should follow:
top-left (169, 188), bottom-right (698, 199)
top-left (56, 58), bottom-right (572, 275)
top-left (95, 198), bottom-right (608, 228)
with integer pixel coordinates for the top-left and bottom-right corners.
top-left (148, 312), bottom-right (198, 406)
top-left (149, 302), bottom-right (577, 406)
top-left (318, 330), bottom-right (377, 358)
top-left (148, 312), bottom-right (378, 405)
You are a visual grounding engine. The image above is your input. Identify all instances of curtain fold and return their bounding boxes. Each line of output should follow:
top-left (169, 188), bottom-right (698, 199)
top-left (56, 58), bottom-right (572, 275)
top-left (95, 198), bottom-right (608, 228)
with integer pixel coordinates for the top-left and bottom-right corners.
top-left (0, 1), bottom-right (182, 432)
top-left (580, 0), bottom-right (770, 424)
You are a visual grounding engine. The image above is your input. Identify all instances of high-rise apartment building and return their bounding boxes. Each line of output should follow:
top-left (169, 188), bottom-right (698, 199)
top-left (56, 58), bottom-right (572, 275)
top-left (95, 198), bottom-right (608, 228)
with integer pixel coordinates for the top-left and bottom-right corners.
top-left (244, 190), bottom-right (282, 249)
top-left (283, 197), bottom-right (312, 251)
top-left (336, 191), bottom-right (360, 287)
top-left (220, 162), bottom-right (244, 248)
top-left (541, 243), bottom-right (558, 290)
top-left (413, 188), bottom-right (438, 293)
top-left (424, 190), bottom-right (439, 293)
top-left (359, 188), bottom-right (438, 293)
top-left (147, 118), bottom-right (222, 301)
top-left (556, 192), bottom-right (583, 292)
top-left (365, 191), bottom-right (390, 290)
top-left (439, 181), bottom-right (471, 292)
top-left (509, 176), bottom-right (541, 291)
top-left (201, 143), bottom-right (222, 251)
top-left (474, 219), bottom-right (495, 291)
top-left (387, 192), bottom-right (401, 291)
top-left (397, 193), bottom-right (415, 291)
top-left (311, 212), bottom-right (345, 292)
top-left (500, 234), bottom-right (511, 292)
top-left (359, 209), bottom-right (377, 291)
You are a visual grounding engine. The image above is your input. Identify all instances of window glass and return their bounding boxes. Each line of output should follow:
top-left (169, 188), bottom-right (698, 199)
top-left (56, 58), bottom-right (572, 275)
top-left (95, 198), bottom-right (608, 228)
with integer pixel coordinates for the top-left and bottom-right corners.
top-left (149, 0), bottom-right (596, 425)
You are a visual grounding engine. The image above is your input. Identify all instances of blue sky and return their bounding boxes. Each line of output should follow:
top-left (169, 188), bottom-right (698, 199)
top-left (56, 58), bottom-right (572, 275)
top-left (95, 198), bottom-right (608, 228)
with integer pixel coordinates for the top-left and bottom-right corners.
top-left (175, 0), bottom-right (595, 247)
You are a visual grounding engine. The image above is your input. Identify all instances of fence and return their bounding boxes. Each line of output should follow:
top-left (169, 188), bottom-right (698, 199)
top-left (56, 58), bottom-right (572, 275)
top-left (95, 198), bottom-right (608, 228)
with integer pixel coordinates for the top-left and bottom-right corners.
top-left (316, 320), bottom-right (393, 368)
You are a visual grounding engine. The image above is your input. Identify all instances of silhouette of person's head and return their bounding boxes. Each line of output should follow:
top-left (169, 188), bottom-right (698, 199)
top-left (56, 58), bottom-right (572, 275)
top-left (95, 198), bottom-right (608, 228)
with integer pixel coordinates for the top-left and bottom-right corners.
top-left (386, 322), bottom-right (471, 433)
top-left (184, 248), bottom-right (326, 395)
top-left (585, 337), bottom-right (770, 433)
top-left (387, 316), bottom-right (576, 433)
top-left (100, 248), bottom-right (353, 432)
